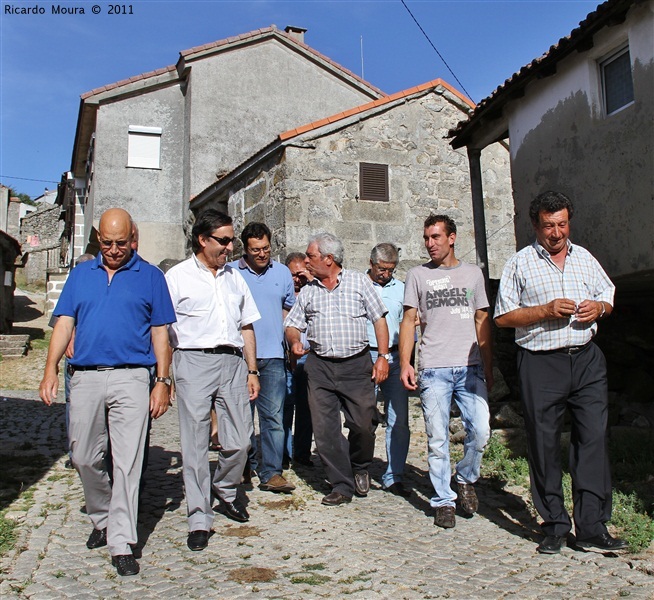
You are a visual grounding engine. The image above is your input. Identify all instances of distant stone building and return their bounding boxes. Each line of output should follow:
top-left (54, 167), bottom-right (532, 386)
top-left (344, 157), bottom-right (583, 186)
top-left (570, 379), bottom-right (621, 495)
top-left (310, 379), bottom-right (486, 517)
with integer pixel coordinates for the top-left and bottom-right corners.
top-left (20, 203), bottom-right (65, 285)
top-left (191, 79), bottom-right (514, 277)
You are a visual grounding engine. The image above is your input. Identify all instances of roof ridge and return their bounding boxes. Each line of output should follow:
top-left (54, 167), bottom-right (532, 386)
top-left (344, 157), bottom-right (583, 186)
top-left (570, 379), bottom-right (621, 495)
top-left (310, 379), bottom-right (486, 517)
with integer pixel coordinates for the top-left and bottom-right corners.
top-left (279, 78), bottom-right (473, 141)
top-left (81, 64), bottom-right (177, 99)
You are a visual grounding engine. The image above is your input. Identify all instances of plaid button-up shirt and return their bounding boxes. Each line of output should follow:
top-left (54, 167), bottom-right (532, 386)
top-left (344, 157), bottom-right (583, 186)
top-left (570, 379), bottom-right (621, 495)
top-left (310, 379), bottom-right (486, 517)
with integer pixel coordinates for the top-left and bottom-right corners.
top-left (284, 269), bottom-right (388, 358)
top-left (495, 241), bottom-right (614, 351)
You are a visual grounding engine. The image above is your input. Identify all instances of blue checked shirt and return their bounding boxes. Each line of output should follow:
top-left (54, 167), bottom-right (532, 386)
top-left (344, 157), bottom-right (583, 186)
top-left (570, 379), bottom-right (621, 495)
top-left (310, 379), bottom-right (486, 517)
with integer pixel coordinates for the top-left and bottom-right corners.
top-left (495, 241), bottom-right (615, 351)
top-left (284, 269), bottom-right (388, 358)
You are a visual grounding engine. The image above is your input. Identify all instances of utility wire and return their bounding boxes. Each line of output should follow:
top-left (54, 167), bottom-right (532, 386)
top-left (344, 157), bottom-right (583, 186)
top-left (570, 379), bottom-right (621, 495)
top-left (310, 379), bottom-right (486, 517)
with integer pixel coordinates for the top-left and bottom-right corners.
top-left (0, 175), bottom-right (60, 184)
top-left (400, 0), bottom-right (473, 101)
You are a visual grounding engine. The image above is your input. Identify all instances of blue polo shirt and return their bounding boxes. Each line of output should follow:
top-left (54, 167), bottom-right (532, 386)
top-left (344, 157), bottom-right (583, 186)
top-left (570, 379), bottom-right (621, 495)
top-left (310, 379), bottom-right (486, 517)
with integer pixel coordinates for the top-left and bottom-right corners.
top-left (54, 252), bottom-right (176, 367)
top-left (229, 258), bottom-right (295, 359)
top-left (367, 275), bottom-right (405, 349)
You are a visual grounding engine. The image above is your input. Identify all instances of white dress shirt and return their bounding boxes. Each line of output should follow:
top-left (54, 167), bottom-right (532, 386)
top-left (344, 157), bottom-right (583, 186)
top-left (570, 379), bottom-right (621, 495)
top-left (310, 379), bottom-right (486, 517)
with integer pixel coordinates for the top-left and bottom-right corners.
top-left (165, 254), bottom-right (260, 349)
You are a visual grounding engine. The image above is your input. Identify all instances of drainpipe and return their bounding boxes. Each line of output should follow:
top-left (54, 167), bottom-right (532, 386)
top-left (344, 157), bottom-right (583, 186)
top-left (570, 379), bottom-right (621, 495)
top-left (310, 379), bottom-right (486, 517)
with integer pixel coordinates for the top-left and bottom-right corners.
top-left (467, 147), bottom-right (490, 287)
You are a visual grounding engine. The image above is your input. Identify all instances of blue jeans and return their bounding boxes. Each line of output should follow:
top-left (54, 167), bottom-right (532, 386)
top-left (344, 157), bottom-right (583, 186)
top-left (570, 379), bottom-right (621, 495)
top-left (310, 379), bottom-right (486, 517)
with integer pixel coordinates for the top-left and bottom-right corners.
top-left (419, 365), bottom-right (490, 508)
top-left (249, 358), bottom-right (286, 483)
top-left (283, 358), bottom-right (313, 462)
top-left (370, 350), bottom-right (410, 487)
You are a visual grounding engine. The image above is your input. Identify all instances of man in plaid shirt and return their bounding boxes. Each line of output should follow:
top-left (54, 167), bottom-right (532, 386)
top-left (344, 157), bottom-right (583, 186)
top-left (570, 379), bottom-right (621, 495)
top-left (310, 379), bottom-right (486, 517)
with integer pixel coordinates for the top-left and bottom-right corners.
top-left (495, 191), bottom-right (626, 555)
top-left (285, 232), bottom-right (390, 506)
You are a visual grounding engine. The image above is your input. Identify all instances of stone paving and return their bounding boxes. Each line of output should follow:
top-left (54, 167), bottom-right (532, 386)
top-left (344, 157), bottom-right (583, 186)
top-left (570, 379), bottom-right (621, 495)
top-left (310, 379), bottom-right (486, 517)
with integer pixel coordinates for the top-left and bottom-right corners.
top-left (0, 389), bottom-right (652, 599)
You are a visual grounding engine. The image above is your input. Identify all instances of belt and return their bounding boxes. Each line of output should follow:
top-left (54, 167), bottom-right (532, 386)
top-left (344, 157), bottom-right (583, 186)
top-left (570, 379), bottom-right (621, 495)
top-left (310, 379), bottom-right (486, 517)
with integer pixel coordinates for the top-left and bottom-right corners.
top-left (529, 342), bottom-right (591, 356)
top-left (370, 345), bottom-right (398, 352)
top-left (68, 364), bottom-right (146, 374)
top-left (177, 345), bottom-right (242, 358)
top-left (313, 345), bottom-right (370, 363)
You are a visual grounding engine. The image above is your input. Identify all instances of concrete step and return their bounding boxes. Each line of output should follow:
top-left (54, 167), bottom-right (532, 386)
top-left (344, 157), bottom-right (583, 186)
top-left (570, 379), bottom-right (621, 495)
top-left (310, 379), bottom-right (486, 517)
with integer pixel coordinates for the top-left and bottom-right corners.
top-left (0, 334), bottom-right (31, 358)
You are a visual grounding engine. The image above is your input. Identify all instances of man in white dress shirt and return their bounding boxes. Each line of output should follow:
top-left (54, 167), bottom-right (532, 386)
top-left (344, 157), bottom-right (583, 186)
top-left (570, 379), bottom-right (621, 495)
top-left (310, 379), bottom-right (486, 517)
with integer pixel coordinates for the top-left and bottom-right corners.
top-left (165, 209), bottom-right (261, 551)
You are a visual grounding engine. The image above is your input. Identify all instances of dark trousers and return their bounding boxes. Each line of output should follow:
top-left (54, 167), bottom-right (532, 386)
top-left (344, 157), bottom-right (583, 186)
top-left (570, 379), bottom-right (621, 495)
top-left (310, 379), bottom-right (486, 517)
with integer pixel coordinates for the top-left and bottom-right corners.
top-left (305, 351), bottom-right (378, 497)
top-left (517, 342), bottom-right (612, 539)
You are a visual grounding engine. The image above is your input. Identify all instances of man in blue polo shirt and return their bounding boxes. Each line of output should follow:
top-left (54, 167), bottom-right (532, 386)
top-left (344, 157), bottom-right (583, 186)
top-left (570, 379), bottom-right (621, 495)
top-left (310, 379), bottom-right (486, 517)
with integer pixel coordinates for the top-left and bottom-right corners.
top-left (39, 208), bottom-right (175, 577)
top-left (367, 243), bottom-right (411, 498)
top-left (230, 222), bottom-right (296, 493)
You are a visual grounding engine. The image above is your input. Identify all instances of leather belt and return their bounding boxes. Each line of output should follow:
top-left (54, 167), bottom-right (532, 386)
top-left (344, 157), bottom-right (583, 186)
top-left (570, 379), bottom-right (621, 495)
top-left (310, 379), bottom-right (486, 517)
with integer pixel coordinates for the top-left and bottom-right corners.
top-left (313, 345), bottom-right (370, 363)
top-left (529, 342), bottom-right (591, 356)
top-left (370, 345), bottom-right (398, 352)
top-left (68, 364), bottom-right (145, 374)
top-left (177, 345), bottom-right (242, 358)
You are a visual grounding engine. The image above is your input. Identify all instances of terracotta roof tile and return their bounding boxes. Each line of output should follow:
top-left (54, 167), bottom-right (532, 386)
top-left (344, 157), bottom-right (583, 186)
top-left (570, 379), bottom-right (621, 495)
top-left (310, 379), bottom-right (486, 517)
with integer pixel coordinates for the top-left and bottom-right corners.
top-left (81, 64), bottom-right (177, 99)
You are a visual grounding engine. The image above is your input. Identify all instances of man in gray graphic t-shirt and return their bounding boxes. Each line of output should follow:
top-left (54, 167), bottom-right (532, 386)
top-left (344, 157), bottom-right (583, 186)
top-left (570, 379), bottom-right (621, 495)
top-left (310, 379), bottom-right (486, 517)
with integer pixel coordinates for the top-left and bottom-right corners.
top-left (399, 214), bottom-right (493, 530)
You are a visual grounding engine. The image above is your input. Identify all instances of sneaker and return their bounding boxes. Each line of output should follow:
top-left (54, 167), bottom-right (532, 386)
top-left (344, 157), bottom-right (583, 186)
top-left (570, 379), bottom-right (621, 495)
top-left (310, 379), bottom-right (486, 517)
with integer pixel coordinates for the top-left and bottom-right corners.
top-left (576, 533), bottom-right (628, 552)
top-left (259, 474), bottom-right (295, 493)
top-left (434, 505), bottom-right (456, 529)
top-left (458, 482), bottom-right (479, 515)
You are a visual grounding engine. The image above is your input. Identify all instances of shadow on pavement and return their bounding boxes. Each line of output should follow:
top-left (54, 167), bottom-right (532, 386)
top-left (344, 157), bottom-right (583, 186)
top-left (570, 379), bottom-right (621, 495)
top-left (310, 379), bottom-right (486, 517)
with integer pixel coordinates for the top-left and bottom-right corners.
top-left (136, 445), bottom-right (184, 550)
top-left (0, 395), bottom-right (67, 511)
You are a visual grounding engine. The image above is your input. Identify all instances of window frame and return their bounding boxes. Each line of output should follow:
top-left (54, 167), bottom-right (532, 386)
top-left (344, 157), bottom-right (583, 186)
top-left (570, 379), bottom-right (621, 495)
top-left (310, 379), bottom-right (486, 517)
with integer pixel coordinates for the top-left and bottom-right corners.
top-left (599, 44), bottom-right (634, 116)
top-left (127, 125), bottom-right (162, 169)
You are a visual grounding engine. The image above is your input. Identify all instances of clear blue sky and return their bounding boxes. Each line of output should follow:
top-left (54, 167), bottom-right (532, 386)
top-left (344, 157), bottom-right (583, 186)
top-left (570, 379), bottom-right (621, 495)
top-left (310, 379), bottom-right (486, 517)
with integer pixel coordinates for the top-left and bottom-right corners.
top-left (1, 0), bottom-right (598, 200)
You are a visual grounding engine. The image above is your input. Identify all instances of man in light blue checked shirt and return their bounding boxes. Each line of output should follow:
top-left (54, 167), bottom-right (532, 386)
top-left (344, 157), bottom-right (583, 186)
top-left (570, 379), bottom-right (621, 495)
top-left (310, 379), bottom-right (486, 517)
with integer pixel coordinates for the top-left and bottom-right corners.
top-left (285, 232), bottom-right (390, 506)
top-left (495, 191), bottom-right (626, 555)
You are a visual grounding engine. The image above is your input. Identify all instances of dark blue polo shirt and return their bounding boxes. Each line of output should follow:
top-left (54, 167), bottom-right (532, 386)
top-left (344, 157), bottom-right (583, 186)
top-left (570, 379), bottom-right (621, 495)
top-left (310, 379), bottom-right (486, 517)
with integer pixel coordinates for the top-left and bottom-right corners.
top-left (54, 252), bottom-right (175, 367)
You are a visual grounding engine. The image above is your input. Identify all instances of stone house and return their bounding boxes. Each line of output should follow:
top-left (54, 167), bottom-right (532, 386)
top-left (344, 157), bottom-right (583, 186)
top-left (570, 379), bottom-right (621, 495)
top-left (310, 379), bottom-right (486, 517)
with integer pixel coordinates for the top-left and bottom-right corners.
top-left (450, 0), bottom-right (653, 287)
top-left (68, 25), bottom-right (384, 266)
top-left (190, 79), bottom-right (514, 277)
top-left (20, 203), bottom-right (66, 285)
top-left (0, 230), bottom-right (22, 333)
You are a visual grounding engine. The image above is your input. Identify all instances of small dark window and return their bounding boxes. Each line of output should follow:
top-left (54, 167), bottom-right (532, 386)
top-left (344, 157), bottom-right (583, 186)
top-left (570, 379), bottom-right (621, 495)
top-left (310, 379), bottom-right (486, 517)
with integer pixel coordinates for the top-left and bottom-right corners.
top-left (601, 46), bottom-right (634, 115)
top-left (359, 162), bottom-right (389, 202)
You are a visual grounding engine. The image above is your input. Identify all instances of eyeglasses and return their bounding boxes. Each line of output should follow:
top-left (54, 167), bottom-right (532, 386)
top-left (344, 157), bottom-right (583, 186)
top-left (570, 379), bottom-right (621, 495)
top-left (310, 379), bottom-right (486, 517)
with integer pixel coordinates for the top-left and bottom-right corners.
top-left (100, 239), bottom-right (130, 249)
top-left (247, 246), bottom-right (271, 255)
top-left (373, 265), bottom-right (395, 274)
top-left (208, 235), bottom-right (236, 246)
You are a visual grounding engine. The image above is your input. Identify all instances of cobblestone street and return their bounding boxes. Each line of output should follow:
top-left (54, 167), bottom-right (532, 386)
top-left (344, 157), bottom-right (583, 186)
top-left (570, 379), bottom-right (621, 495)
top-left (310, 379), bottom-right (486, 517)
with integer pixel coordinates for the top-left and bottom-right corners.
top-left (1, 390), bottom-right (652, 599)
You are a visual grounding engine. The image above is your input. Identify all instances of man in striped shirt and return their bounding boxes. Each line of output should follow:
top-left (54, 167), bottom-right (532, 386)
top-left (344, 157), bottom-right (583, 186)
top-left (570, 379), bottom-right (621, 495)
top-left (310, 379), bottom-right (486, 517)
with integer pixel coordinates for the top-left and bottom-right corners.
top-left (285, 232), bottom-right (390, 506)
top-left (495, 191), bottom-right (626, 555)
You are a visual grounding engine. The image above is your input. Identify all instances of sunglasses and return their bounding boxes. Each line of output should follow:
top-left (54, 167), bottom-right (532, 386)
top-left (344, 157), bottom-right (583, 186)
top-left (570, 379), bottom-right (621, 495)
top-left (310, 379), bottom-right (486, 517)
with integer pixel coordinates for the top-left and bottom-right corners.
top-left (208, 235), bottom-right (236, 246)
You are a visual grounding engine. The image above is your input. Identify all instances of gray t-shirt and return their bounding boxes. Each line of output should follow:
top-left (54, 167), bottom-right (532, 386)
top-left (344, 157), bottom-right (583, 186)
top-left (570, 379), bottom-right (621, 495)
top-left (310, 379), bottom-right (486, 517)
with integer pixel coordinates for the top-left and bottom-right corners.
top-left (404, 261), bottom-right (489, 369)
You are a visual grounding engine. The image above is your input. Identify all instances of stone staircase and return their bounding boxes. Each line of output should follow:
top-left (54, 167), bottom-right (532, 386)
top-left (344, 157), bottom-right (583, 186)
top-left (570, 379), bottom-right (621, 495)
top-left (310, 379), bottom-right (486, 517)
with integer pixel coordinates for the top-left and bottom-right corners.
top-left (0, 334), bottom-right (31, 358)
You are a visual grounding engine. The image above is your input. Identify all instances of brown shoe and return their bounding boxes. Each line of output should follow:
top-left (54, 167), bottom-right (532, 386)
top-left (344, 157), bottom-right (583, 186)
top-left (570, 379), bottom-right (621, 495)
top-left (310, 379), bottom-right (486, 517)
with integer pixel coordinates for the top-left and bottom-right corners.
top-left (321, 491), bottom-right (352, 506)
top-left (458, 482), bottom-right (478, 515)
top-left (434, 505), bottom-right (456, 528)
top-left (259, 474), bottom-right (295, 493)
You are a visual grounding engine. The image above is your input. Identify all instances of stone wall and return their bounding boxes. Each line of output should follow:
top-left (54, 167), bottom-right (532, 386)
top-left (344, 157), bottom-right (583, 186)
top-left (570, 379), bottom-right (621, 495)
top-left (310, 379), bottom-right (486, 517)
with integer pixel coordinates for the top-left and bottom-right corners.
top-left (224, 87), bottom-right (514, 277)
top-left (20, 204), bottom-right (64, 284)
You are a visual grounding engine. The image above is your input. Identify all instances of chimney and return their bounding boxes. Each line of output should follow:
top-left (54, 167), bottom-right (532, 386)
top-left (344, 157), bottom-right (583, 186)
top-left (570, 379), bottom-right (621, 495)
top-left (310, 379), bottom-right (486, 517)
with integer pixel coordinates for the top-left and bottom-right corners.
top-left (284, 26), bottom-right (307, 44)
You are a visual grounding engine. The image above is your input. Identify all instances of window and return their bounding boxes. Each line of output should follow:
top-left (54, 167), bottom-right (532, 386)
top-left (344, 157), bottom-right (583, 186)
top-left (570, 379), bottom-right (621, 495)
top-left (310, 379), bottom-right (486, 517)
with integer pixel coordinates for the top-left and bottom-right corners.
top-left (127, 126), bottom-right (162, 169)
top-left (359, 162), bottom-right (389, 202)
top-left (600, 46), bottom-right (634, 115)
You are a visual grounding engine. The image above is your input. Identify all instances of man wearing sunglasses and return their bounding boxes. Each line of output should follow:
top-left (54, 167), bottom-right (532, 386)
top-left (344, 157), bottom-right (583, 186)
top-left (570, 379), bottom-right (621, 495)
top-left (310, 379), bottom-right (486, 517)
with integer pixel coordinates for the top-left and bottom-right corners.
top-left (165, 209), bottom-right (261, 552)
top-left (39, 208), bottom-right (175, 576)
top-left (230, 222), bottom-right (297, 494)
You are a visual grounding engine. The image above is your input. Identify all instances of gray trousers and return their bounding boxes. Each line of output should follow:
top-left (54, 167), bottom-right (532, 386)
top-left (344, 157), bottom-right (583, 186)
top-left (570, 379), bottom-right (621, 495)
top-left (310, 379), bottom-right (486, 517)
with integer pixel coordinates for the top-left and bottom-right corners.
top-left (174, 350), bottom-right (253, 532)
top-left (69, 368), bottom-right (150, 555)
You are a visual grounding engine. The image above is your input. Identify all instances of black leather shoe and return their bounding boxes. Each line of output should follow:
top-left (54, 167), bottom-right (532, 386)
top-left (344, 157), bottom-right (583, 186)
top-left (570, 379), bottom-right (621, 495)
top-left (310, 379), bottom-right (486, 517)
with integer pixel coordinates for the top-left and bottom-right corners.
top-left (293, 455), bottom-right (314, 468)
top-left (537, 535), bottom-right (566, 554)
top-left (354, 470), bottom-right (370, 497)
top-left (576, 533), bottom-right (628, 551)
top-left (221, 500), bottom-right (249, 523)
top-left (187, 530), bottom-right (209, 551)
top-left (321, 491), bottom-right (352, 506)
top-left (86, 527), bottom-right (107, 549)
top-left (383, 482), bottom-right (411, 498)
top-left (111, 554), bottom-right (140, 576)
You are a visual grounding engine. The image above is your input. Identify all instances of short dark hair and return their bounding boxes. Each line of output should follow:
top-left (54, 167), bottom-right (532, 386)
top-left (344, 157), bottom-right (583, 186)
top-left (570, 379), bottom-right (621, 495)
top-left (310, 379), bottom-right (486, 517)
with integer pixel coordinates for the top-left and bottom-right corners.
top-left (285, 252), bottom-right (306, 266)
top-left (529, 191), bottom-right (574, 224)
top-left (424, 214), bottom-right (457, 236)
top-left (241, 222), bottom-right (271, 248)
top-left (191, 209), bottom-right (232, 254)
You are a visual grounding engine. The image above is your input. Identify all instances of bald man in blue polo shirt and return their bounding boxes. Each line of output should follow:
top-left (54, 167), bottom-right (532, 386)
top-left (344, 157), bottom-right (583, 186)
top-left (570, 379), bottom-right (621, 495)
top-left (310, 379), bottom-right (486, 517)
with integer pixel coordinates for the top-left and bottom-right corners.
top-left (39, 208), bottom-right (176, 577)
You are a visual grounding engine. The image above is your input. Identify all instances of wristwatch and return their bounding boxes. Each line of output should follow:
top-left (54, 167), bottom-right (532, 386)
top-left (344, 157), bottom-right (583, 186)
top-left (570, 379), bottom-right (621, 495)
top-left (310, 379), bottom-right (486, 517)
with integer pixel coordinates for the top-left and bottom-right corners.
top-left (248, 370), bottom-right (260, 376)
top-left (155, 376), bottom-right (172, 386)
top-left (380, 353), bottom-right (392, 361)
